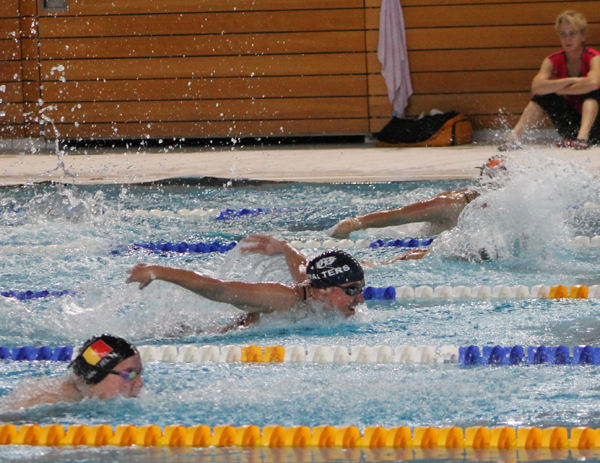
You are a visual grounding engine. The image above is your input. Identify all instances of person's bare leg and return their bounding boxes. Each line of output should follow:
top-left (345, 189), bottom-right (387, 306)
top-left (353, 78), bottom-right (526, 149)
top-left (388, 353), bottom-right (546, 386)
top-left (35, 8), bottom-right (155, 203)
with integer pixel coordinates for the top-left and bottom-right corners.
top-left (507, 101), bottom-right (545, 141)
top-left (575, 98), bottom-right (599, 148)
top-left (499, 101), bottom-right (545, 150)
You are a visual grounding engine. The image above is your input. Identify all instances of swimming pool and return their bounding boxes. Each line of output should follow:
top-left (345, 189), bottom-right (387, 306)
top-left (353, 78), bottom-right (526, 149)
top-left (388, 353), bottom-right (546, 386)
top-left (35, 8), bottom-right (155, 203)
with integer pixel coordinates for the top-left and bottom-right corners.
top-left (2, 154), bottom-right (600, 462)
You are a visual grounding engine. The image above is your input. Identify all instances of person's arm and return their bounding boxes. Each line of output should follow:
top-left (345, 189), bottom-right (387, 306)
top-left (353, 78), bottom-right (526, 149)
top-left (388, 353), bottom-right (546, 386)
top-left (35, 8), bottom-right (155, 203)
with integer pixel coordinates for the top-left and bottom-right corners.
top-left (239, 234), bottom-right (308, 283)
top-left (126, 264), bottom-right (301, 313)
top-left (556, 56), bottom-right (600, 95)
top-left (217, 312), bottom-right (261, 333)
top-left (531, 58), bottom-right (578, 95)
top-left (330, 191), bottom-right (467, 238)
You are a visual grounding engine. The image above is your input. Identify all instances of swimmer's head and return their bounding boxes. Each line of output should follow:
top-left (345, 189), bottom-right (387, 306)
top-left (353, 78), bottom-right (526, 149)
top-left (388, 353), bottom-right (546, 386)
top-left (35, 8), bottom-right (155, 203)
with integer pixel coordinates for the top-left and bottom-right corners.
top-left (478, 155), bottom-right (507, 174)
top-left (307, 250), bottom-right (364, 289)
top-left (69, 334), bottom-right (143, 399)
top-left (306, 250), bottom-right (365, 316)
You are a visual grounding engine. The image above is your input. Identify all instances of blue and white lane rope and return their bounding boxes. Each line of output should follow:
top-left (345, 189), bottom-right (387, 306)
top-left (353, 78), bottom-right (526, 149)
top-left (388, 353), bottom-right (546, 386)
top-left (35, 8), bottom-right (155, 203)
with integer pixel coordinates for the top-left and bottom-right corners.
top-left (0, 238), bottom-right (434, 256)
top-left (6, 234), bottom-right (600, 256)
top-left (3, 284), bottom-right (599, 302)
top-left (130, 207), bottom-right (287, 221)
top-left (4, 344), bottom-right (600, 366)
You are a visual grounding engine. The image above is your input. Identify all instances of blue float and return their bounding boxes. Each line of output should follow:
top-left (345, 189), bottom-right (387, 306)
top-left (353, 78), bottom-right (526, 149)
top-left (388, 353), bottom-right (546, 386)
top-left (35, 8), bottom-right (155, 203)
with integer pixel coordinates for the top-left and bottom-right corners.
top-left (362, 287), bottom-right (376, 300)
top-left (509, 345), bottom-right (525, 365)
top-left (461, 345), bottom-right (481, 365)
top-left (0, 347), bottom-right (10, 359)
top-left (573, 345), bottom-right (600, 365)
top-left (52, 346), bottom-right (73, 361)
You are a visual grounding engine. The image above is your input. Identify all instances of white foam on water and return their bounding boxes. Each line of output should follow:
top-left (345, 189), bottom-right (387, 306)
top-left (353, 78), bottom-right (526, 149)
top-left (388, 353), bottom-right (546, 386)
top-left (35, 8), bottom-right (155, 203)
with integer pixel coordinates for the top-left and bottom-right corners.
top-left (432, 152), bottom-right (600, 267)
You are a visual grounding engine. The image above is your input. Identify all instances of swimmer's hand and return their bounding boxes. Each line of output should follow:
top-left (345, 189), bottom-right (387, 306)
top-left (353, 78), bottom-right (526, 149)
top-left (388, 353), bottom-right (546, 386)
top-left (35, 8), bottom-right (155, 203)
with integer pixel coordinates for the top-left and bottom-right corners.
top-left (329, 217), bottom-right (362, 238)
top-left (240, 234), bottom-right (286, 256)
top-left (126, 263), bottom-right (158, 290)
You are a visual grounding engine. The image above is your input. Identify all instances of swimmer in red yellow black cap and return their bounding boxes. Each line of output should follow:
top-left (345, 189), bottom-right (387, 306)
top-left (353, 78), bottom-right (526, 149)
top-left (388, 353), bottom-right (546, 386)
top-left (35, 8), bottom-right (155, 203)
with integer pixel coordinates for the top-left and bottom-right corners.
top-left (126, 234), bottom-right (365, 329)
top-left (0, 334), bottom-right (143, 411)
top-left (330, 156), bottom-right (508, 241)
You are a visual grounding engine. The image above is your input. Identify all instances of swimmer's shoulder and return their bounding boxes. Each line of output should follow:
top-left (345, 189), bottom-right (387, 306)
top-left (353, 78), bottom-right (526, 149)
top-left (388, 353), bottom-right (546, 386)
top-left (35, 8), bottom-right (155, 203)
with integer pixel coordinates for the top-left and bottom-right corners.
top-left (435, 189), bottom-right (479, 203)
top-left (462, 189), bottom-right (480, 204)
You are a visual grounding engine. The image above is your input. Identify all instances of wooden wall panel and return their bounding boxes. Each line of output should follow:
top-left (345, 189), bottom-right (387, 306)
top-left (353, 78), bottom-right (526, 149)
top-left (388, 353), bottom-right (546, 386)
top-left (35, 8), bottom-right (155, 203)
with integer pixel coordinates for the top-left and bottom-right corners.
top-left (0, 0), bottom-right (23, 138)
top-left (46, 98), bottom-right (369, 123)
top-left (368, 48), bottom-right (560, 73)
top-left (39, 32), bottom-right (365, 59)
top-left (0, 0), bottom-right (20, 18)
top-left (43, 0), bottom-right (365, 16)
top-left (45, 119), bottom-right (369, 139)
top-left (365, 2), bottom-right (600, 29)
top-left (38, 10), bottom-right (365, 38)
top-left (34, 1), bottom-right (369, 140)
top-left (368, 0), bottom-right (593, 6)
top-left (40, 55), bottom-right (366, 81)
top-left (369, 70), bottom-right (536, 95)
top-left (41, 76), bottom-right (368, 102)
top-left (0, 39), bottom-right (20, 59)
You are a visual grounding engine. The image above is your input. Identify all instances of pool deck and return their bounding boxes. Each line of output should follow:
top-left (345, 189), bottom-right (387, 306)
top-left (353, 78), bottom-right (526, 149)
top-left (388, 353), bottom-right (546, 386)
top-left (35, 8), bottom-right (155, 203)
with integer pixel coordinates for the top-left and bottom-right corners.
top-left (0, 141), bottom-right (599, 185)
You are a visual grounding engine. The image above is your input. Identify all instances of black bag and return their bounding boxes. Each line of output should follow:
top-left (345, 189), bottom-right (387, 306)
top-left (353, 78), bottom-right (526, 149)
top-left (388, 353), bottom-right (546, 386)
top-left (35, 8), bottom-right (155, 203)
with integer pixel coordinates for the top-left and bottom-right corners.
top-left (376, 111), bottom-right (471, 146)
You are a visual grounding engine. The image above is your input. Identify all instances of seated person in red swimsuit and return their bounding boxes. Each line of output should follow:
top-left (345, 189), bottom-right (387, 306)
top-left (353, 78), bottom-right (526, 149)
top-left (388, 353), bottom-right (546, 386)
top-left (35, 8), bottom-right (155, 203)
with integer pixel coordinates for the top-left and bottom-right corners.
top-left (499, 10), bottom-right (600, 151)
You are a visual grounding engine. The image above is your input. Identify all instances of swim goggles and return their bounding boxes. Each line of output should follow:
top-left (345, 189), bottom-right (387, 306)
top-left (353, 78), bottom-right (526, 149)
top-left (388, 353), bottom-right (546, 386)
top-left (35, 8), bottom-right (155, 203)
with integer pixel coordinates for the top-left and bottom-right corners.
top-left (108, 368), bottom-right (141, 381)
top-left (339, 284), bottom-right (364, 296)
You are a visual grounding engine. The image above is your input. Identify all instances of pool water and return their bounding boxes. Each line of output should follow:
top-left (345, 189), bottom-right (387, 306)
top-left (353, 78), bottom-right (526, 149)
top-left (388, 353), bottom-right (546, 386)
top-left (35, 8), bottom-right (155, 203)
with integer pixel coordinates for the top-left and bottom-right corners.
top-left (2, 155), bottom-right (600, 462)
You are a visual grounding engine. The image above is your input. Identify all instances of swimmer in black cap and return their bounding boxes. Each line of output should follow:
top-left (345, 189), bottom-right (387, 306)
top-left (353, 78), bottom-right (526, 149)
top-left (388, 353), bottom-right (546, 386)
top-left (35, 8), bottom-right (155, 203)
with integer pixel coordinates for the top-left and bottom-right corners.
top-left (126, 234), bottom-right (365, 328)
top-left (0, 334), bottom-right (143, 411)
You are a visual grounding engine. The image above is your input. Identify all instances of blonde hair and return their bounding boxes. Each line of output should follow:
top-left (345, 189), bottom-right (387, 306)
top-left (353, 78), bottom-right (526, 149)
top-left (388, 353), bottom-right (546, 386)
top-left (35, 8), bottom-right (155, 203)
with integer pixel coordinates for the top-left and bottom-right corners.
top-left (555, 10), bottom-right (587, 34)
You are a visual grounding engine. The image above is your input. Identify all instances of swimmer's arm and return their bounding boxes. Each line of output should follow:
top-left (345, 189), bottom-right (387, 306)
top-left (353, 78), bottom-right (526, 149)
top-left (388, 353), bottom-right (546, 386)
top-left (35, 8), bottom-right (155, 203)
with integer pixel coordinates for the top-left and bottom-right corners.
top-left (331, 192), bottom-right (465, 238)
top-left (217, 312), bottom-right (261, 333)
top-left (556, 56), bottom-right (600, 95)
top-left (240, 234), bottom-right (308, 283)
top-left (532, 58), bottom-right (579, 95)
top-left (126, 264), bottom-right (300, 313)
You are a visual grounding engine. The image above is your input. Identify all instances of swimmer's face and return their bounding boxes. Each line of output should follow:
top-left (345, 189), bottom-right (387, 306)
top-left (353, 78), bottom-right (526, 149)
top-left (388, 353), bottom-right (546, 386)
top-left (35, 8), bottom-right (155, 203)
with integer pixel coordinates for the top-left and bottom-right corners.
top-left (86, 354), bottom-right (144, 400)
top-left (317, 280), bottom-right (365, 317)
top-left (558, 22), bottom-right (585, 52)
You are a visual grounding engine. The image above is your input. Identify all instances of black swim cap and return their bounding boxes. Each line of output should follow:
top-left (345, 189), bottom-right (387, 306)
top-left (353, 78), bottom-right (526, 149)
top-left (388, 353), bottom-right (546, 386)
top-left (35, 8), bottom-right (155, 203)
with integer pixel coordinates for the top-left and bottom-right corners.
top-left (69, 334), bottom-right (138, 385)
top-left (306, 250), bottom-right (364, 289)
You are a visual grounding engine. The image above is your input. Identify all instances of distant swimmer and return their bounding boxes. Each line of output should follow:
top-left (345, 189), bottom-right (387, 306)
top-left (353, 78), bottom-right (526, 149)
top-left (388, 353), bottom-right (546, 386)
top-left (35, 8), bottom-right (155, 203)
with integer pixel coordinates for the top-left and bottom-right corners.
top-left (329, 156), bottom-right (508, 240)
top-left (498, 10), bottom-right (600, 151)
top-left (0, 334), bottom-right (143, 411)
top-left (126, 234), bottom-right (365, 330)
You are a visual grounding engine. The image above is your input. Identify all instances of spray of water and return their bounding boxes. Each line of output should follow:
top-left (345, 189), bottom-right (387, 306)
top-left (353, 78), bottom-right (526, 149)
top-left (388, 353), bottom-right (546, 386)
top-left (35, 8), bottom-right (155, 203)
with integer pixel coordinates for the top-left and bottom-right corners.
top-left (26, 186), bottom-right (107, 223)
top-left (433, 153), bottom-right (600, 266)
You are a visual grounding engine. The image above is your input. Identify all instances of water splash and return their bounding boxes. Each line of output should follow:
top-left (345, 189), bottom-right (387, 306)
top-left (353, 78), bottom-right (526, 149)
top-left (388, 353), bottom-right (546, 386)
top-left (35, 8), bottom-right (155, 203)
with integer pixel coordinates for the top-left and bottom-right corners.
top-left (26, 186), bottom-right (107, 223)
top-left (433, 153), bottom-right (600, 266)
top-left (30, 102), bottom-right (77, 184)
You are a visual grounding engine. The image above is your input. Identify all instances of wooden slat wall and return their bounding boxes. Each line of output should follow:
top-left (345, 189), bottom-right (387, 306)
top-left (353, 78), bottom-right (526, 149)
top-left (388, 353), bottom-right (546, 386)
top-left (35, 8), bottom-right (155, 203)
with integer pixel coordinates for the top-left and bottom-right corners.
top-left (1, 0), bottom-right (599, 139)
top-left (0, 0), bottom-right (24, 138)
top-left (36, 0), bottom-right (370, 139)
top-left (366, 0), bottom-right (600, 131)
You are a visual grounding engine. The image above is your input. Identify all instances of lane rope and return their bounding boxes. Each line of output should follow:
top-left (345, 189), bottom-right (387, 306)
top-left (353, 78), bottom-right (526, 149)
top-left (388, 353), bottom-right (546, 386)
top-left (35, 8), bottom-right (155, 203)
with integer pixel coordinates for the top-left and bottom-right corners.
top-left (1, 284), bottom-right (594, 304)
top-left (4, 344), bottom-right (600, 366)
top-left (1, 290), bottom-right (72, 300)
top-left (0, 237), bottom-right (433, 255)
top-left (0, 422), bottom-right (594, 450)
top-left (5, 234), bottom-right (600, 256)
